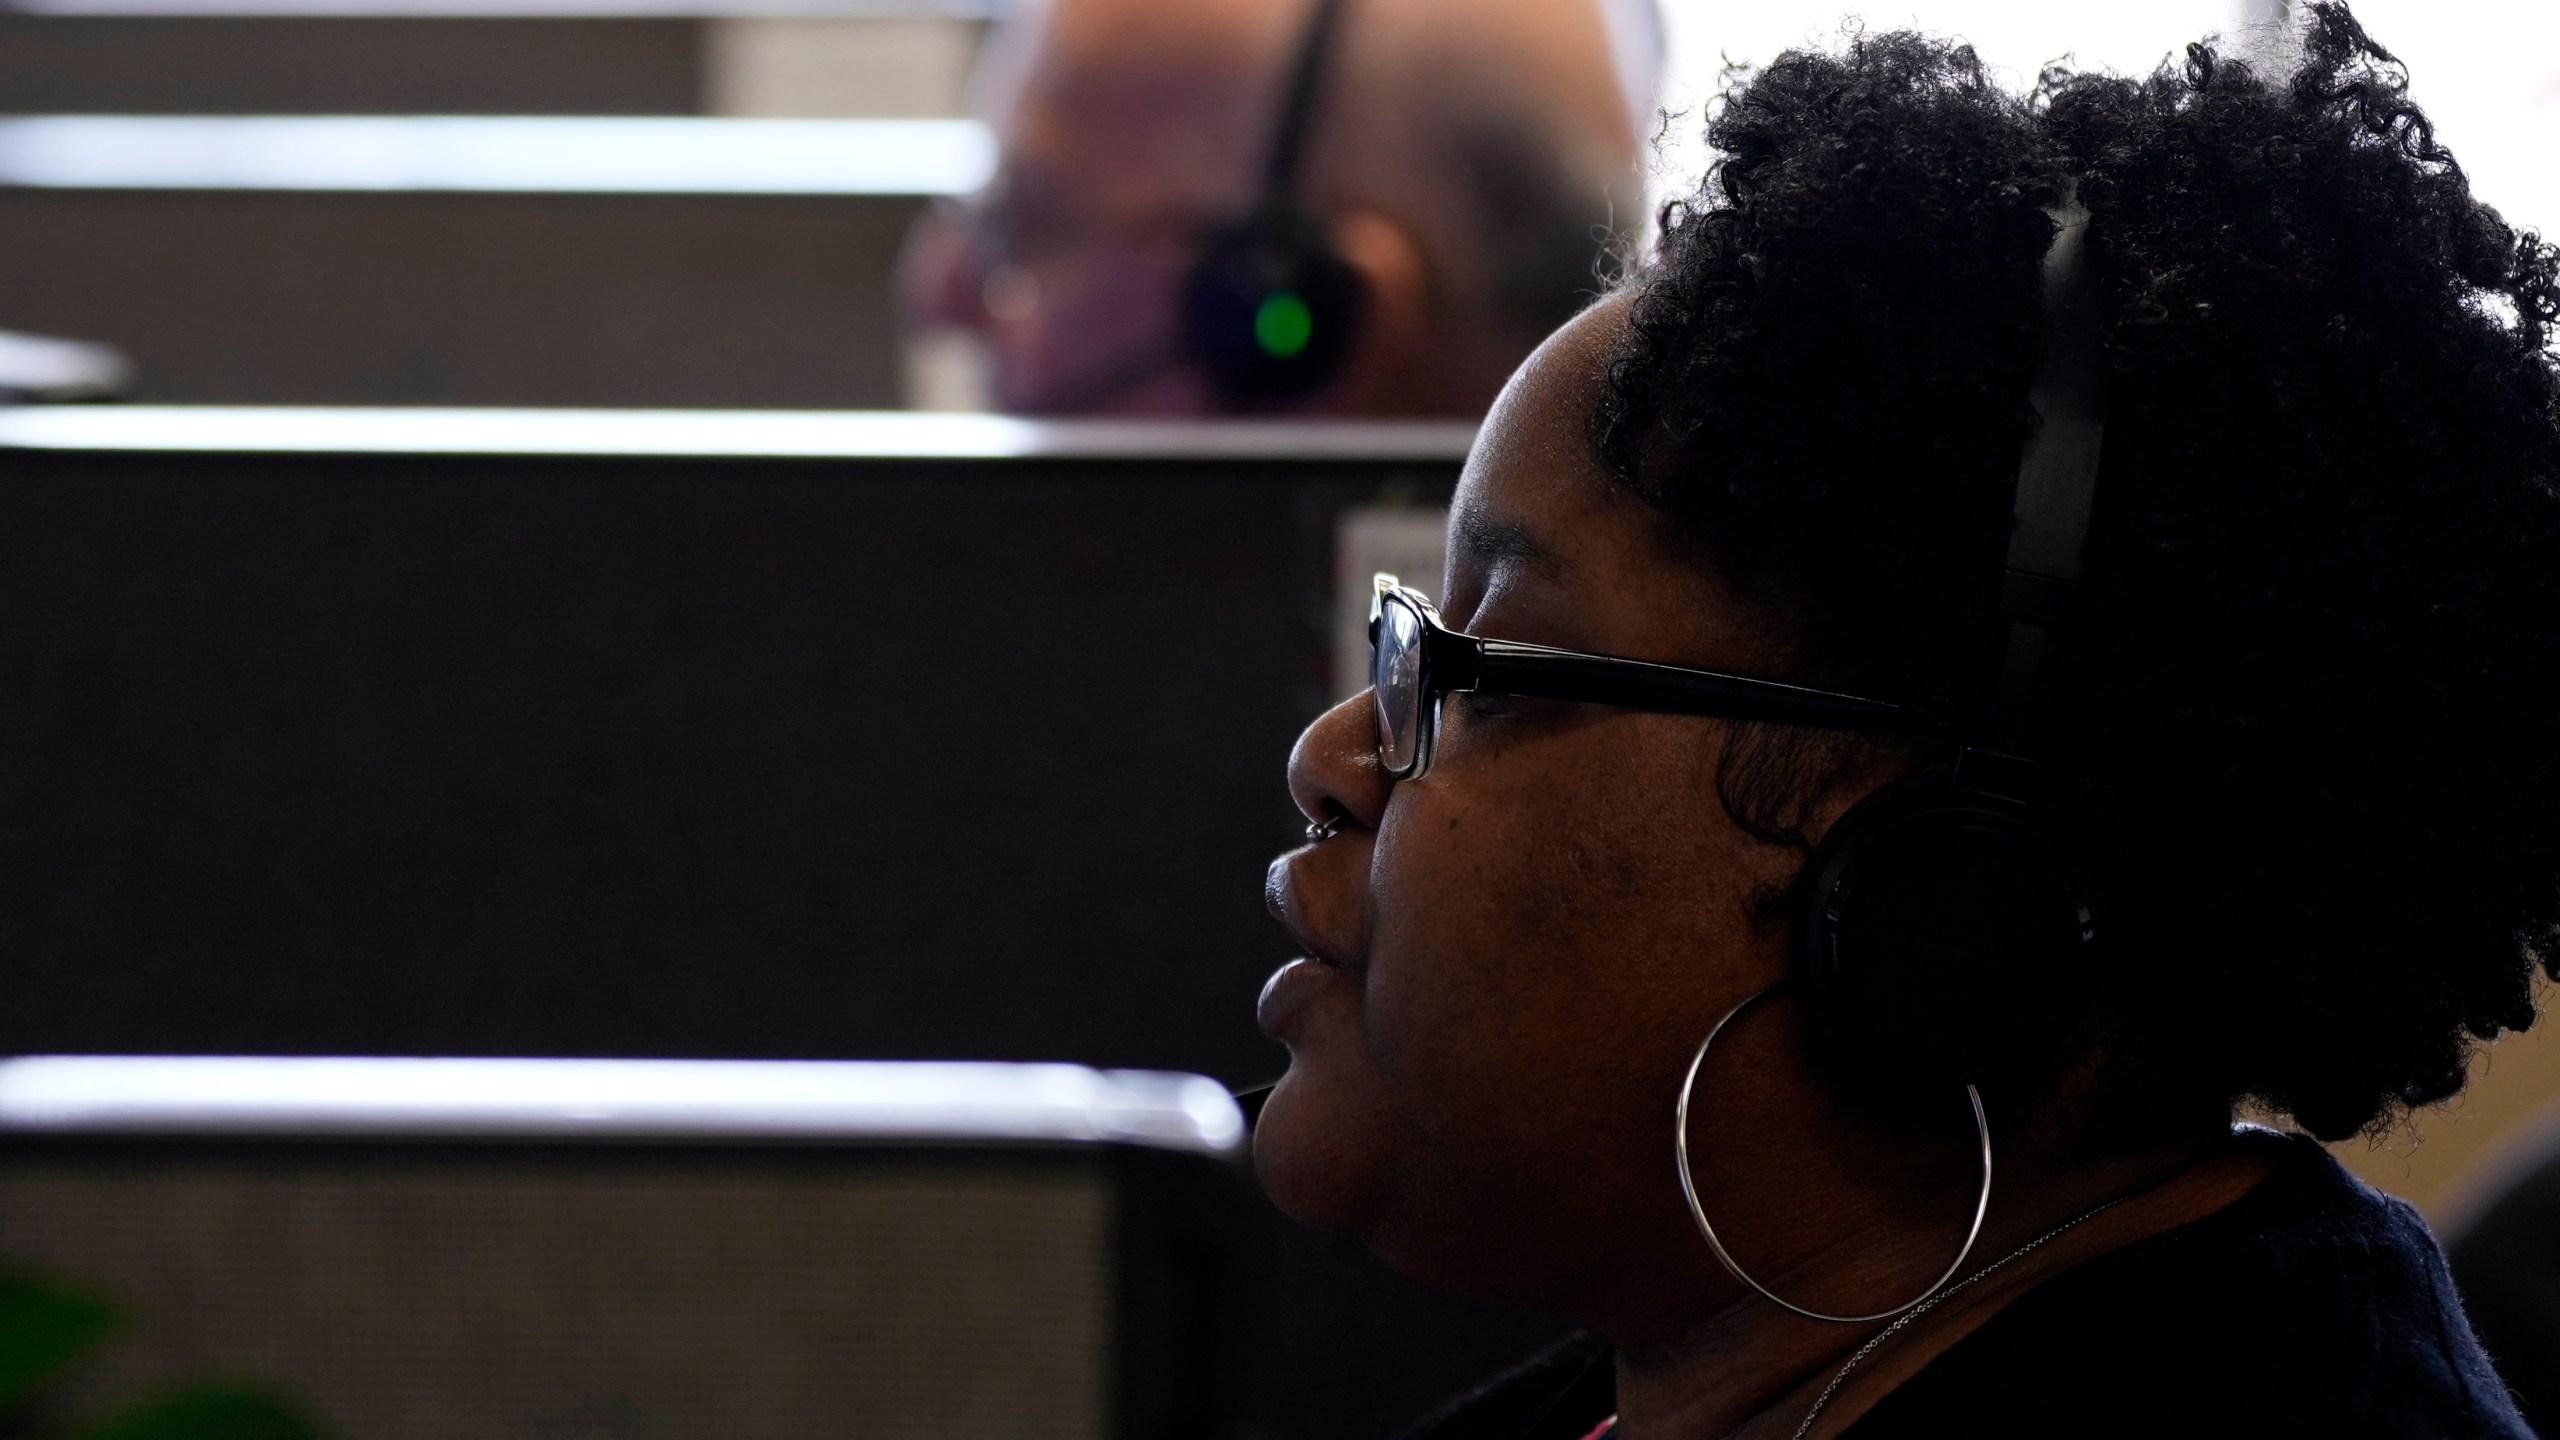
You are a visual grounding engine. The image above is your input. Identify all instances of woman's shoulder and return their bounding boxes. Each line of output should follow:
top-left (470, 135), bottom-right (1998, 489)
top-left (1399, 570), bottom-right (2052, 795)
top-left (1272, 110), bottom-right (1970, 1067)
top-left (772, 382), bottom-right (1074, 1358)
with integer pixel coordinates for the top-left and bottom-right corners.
top-left (1400, 1133), bottom-right (2531, 1440)
top-left (1851, 1130), bottom-right (2531, 1437)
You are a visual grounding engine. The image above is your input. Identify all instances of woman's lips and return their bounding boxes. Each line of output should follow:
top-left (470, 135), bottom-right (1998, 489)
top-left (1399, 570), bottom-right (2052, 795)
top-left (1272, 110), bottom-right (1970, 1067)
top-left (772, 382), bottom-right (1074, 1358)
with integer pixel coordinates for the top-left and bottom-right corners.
top-left (1256, 956), bottom-right (1353, 1039)
top-left (1261, 851), bottom-right (1363, 1040)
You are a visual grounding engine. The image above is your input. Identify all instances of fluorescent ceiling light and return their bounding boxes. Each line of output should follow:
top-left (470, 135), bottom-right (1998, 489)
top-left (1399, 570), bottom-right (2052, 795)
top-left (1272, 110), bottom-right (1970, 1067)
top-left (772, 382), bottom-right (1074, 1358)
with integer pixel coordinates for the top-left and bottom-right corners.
top-left (0, 116), bottom-right (995, 196)
top-left (0, 406), bottom-right (1480, 461)
top-left (0, 1056), bottom-right (1247, 1155)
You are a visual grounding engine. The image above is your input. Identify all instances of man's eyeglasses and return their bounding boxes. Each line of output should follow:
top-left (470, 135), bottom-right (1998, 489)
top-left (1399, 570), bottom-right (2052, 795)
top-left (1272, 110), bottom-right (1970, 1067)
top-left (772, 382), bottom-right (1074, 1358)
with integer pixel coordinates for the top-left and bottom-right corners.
top-left (1367, 574), bottom-right (1940, 780)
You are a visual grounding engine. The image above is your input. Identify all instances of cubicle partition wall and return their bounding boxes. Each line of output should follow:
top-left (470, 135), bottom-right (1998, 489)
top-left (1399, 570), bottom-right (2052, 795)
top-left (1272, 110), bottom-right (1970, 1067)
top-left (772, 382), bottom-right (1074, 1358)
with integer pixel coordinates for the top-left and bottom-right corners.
top-left (0, 412), bottom-right (1558, 1437)
top-left (0, 185), bottom-right (931, 406)
top-left (0, 7), bottom-right (996, 408)
top-left (0, 1057), bottom-right (1252, 1439)
top-left (0, 411), bottom-right (1466, 1084)
top-left (0, 1058), bottom-right (1561, 1440)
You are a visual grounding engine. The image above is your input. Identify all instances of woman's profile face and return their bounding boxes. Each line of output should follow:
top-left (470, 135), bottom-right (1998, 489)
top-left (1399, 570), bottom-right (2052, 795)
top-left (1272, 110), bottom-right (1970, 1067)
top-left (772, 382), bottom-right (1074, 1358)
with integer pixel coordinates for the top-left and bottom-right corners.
top-left (1253, 298), bottom-right (1826, 1312)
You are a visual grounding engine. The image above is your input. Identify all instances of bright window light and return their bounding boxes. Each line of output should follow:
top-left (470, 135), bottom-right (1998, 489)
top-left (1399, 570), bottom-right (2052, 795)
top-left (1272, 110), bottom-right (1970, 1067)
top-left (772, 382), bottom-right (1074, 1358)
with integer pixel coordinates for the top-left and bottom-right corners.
top-left (0, 116), bottom-right (996, 196)
top-left (0, 1056), bottom-right (1247, 1155)
top-left (2335, 0), bottom-right (2560, 238)
top-left (1651, 0), bottom-right (2227, 211)
top-left (1650, 2), bottom-right (2555, 237)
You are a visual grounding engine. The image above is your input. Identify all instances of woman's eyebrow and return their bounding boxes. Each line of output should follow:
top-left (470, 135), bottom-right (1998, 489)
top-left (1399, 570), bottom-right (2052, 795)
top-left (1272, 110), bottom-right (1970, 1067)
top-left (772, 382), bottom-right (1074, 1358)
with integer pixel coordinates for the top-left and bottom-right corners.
top-left (1453, 508), bottom-right (1570, 584)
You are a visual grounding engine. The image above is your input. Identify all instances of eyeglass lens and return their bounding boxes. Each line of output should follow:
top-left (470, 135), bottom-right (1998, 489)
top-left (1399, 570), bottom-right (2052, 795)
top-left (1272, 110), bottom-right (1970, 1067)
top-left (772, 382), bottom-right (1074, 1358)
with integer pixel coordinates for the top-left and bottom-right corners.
top-left (1373, 592), bottom-right (1425, 776)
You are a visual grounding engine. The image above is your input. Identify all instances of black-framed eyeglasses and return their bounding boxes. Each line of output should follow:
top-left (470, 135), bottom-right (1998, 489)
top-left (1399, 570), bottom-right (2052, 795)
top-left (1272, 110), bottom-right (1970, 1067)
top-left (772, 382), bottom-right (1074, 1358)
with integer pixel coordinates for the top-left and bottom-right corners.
top-left (1367, 574), bottom-right (1941, 780)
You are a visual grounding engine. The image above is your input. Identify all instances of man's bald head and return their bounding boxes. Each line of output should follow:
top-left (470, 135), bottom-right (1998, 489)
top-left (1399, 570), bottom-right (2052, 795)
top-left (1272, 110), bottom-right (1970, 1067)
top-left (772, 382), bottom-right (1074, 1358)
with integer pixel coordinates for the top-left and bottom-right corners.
top-left (902, 0), bottom-right (1651, 416)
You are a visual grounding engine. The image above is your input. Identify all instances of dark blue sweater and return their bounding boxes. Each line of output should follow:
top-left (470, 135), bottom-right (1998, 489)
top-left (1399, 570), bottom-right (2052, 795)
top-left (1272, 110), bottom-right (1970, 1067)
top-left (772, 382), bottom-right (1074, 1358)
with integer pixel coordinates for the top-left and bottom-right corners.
top-left (1405, 1134), bottom-right (2531, 1438)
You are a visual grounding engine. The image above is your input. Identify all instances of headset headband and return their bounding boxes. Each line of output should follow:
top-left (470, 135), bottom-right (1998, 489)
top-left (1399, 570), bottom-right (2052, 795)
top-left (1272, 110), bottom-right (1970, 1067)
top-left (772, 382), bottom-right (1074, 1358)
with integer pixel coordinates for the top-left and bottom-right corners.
top-left (1975, 188), bottom-right (2107, 771)
top-left (1260, 0), bottom-right (1350, 202)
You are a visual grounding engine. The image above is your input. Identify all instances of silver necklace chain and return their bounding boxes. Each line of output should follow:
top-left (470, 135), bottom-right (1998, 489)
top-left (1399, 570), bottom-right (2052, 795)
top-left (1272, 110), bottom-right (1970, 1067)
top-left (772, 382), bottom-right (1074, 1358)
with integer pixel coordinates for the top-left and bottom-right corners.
top-left (1787, 1196), bottom-right (2125, 1440)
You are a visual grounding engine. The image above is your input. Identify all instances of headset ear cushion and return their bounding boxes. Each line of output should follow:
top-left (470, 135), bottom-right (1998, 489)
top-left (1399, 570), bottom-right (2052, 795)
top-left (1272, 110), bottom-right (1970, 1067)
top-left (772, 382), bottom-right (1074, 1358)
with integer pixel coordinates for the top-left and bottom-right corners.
top-left (1182, 205), bottom-right (1366, 406)
top-left (1797, 779), bottom-right (2097, 1079)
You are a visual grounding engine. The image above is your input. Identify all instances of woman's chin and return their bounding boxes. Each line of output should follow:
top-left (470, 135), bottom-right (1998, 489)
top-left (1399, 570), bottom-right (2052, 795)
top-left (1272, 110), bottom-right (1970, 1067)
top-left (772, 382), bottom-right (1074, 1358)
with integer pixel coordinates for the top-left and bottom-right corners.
top-left (1253, 1062), bottom-right (1578, 1307)
top-left (1249, 1063), bottom-right (1398, 1234)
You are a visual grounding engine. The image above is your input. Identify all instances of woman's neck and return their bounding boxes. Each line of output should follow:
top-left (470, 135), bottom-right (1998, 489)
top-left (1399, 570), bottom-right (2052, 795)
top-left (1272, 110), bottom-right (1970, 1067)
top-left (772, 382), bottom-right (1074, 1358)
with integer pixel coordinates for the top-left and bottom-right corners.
top-left (1609, 1126), bottom-right (2279, 1440)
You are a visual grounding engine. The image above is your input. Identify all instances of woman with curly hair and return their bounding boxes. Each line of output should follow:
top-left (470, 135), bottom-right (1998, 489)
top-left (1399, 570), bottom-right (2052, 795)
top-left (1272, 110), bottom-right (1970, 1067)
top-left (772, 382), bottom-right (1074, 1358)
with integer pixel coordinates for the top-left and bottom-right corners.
top-left (1251, 5), bottom-right (2559, 1435)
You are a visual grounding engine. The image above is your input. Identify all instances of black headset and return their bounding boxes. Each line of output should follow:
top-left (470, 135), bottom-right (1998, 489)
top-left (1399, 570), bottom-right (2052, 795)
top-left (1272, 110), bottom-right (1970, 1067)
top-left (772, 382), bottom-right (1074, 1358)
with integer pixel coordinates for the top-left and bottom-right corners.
top-left (1181, 0), bottom-right (1367, 408)
top-left (1794, 196), bottom-right (2110, 1082)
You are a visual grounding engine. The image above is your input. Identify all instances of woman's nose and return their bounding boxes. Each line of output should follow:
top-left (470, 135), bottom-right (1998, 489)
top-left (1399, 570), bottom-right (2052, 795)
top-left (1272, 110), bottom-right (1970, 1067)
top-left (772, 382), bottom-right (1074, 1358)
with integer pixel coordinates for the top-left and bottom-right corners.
top-left (1287, 689), bottom-right (1392, 838)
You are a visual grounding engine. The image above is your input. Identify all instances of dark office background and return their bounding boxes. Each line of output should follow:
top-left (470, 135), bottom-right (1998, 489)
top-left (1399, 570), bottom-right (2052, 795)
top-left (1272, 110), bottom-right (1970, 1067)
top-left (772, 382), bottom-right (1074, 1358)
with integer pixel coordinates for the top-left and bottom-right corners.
top-left (0, 10), bottom-right (1541, 1436)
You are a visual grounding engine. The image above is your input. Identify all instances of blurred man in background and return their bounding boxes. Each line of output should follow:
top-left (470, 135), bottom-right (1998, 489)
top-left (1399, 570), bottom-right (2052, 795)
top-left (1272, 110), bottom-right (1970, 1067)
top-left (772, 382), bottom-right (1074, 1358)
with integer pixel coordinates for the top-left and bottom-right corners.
top-left (899, 0), bottom-right (1657, 416)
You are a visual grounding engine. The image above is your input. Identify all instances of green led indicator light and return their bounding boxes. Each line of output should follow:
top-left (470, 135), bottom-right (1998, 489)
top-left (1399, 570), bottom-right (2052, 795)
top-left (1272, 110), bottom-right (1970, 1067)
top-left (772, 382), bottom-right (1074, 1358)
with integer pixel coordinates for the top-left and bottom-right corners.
top-left (1254, 292), bottom-right (1316, 359)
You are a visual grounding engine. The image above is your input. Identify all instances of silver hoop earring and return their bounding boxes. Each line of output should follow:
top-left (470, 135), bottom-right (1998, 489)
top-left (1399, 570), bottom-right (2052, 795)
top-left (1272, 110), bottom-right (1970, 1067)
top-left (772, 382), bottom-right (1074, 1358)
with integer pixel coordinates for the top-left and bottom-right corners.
top-left (1674, 985), bottom-right (1994, 1325)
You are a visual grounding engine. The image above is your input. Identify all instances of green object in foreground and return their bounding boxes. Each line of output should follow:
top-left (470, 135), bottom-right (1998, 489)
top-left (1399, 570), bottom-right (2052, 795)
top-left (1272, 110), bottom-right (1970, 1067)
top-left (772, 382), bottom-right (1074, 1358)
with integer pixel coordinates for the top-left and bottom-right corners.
top-left (0, 1272), bottom-right (116, 1413)
top-left (0, 1265), bottom-right (325, 1440)
top-left (77, 1390), bottom-right (322, 1440)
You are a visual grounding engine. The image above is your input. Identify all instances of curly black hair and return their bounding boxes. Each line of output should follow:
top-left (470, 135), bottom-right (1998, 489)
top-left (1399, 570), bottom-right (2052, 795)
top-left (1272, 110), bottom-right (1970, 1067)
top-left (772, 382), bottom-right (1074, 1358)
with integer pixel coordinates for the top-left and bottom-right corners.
top-left (1595, 4), bottom-right (2560, 1142)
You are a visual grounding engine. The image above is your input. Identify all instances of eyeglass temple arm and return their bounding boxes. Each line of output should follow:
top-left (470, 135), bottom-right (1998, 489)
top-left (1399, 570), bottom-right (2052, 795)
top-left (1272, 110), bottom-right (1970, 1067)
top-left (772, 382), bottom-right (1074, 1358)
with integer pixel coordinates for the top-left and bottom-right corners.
top-left (1443, 635), bottom-right (1939, 735)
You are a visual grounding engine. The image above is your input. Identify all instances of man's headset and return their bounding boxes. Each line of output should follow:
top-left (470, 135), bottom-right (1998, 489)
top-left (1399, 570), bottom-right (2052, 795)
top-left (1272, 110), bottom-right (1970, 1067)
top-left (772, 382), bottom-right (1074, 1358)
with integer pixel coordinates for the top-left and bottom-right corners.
top-left (1181, 0), bottom-right (1366, 408)
top-left (1792, 193), bottom-right (2110, 1083)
